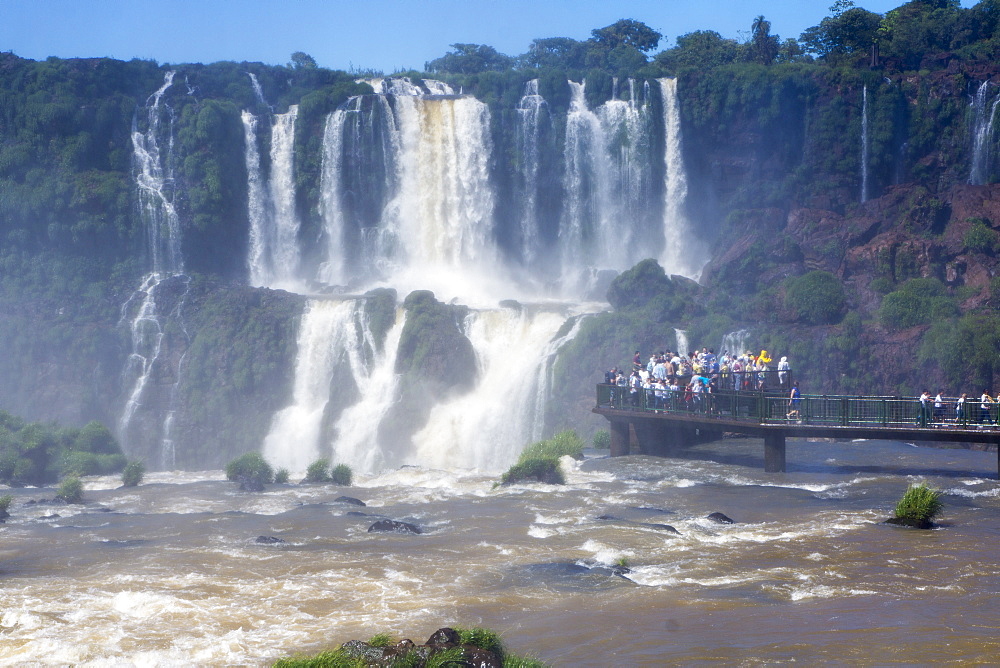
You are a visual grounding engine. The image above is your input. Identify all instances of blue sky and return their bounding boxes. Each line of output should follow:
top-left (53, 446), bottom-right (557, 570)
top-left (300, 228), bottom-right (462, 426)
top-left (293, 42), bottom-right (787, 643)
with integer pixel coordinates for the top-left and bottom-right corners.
top-left (0, 0), bottom-right (978, 73)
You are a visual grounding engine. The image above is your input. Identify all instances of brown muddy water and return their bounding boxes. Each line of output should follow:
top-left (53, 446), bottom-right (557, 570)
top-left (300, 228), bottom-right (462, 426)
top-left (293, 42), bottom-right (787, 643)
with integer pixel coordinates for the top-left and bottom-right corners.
top-left (1, 437), bottom-right (999, 666)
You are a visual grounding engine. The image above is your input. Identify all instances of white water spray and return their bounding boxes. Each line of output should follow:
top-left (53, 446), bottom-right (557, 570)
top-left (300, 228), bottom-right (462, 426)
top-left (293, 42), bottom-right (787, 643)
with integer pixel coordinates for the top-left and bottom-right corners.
top-left (517, 79), bottom-right (546, 267)
top-left (411, 307), bottom-right (580, 472)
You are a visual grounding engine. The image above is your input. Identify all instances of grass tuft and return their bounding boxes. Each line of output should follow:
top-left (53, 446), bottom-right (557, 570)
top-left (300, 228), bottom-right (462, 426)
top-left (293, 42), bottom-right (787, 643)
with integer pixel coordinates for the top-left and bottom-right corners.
top-left (330, 463), bottom-right (353, 486)
top-left (56, 475), bottom-right (84, 504)
top-left (894, 483), bottom-right (943, 524)
top-left (121, 460), bottom-right (145, 487)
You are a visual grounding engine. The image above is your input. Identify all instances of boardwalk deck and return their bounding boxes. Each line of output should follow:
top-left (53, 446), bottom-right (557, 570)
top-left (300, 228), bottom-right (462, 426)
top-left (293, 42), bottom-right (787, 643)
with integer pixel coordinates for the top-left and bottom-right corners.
top-left (593, 385), bottom-right (1000, 478)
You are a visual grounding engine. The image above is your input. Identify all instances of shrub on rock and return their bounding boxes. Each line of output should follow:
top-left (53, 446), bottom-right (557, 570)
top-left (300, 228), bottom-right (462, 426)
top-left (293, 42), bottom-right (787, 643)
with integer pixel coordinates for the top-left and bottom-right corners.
top-left (887, 483), bottom-right (942, 529)
top-left (305, 458), bottom-right (331, 483)
top-left (56, 475), bottom-right (84, 504)
top-left (500, 457), bottom-right (565, 486)
top-left (121, 460), bottom-right (145, 487)
top-left (330, 463), bottom-right (353, 486)
top-left (225, 452), bottom-right (274, 491)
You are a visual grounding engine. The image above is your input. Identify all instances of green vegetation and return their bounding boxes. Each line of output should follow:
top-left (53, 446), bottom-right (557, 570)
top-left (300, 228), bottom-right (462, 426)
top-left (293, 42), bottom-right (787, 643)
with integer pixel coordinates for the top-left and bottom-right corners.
top-left (519, 430), bottom-right (585, 461)
top-left (499, 458), bottom-right (566, 486)
top-left (225, 452), bottom-right (274, 491)
top-left (56, 475), bottom-right (84, 504)
top-left (893, 483), bottom-right (943, 526)
top-left (963, 219), bottom-right (1000, 255)
top-left (121, 460), bottom-right (145, 487)
top-left (784, 271), bottom-right (846, 325)
top-left (0, 494), bottom-right (12, 518)
top-left (880, 278), bottom-right (958, 331)
top-left (330, 464), bottom-right (353, 486)
top-left (592, 429), bottom-right (611, 449)
top-left (0, 412), bottom-right (125, 486)
top-left (274, 468), bottom-right (290, 484)
top-left (305, 458), bottom-right (332, 483)
top-left (273, 626), bottom-right (546, 668)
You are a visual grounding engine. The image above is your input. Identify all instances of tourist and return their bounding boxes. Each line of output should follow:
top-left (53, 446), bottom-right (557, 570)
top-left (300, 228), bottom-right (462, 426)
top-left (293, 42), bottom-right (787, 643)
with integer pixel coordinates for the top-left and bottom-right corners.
top-left (787, 382), bottom-right (801, 421)
top-left (934, 391), bottom-right (945, 424)
top-left (980, 390), bottom-right (994, 425)
top-left (777, 356), bottom-right (790, 389)
top-left (919, 390), bottom-right (931, 427)
top-left (956, 393), bottom-right (968, 424)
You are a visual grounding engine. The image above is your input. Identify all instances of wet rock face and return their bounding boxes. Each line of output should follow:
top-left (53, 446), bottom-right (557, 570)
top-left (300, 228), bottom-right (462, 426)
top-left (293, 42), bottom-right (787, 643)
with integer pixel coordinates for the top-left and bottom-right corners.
top-left (254, 535), bottom-right (285, 544)
top-left (368, 519), bottom-right (422, 534)
top-left (334, 495), bottom-right (366, 506)
top-left (707, 512), bottom-right (735, 524)
top-left (883, 516), bottom-right (935, 530)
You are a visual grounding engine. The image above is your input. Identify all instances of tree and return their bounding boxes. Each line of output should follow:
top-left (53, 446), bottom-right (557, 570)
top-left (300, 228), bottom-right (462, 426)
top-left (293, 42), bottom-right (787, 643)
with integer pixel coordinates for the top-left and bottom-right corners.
top-left (654, 31), bottom-right (740, 71)
top-left (800, 7), bottom-right (884, 59)
top-left (289, 51), bottom-right (317, 70)
top-left (590, 19), bottom-right (662, 52)
top-left (749, 15), bottom-right (780, 65)
top-left (425, 43), bottom-right (514, 74)
top-left (520, 37), bottom-right (588, 70)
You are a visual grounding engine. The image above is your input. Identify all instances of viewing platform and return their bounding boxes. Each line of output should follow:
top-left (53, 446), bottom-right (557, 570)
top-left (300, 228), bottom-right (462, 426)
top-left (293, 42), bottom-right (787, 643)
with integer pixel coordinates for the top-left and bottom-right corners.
top-left (593, 384), bottom-right (1000, 478)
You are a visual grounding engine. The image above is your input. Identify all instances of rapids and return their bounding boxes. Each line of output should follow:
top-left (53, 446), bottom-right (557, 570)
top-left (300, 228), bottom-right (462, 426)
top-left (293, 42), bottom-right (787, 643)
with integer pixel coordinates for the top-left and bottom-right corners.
top-left (2, 439), bottom-right (998, 664)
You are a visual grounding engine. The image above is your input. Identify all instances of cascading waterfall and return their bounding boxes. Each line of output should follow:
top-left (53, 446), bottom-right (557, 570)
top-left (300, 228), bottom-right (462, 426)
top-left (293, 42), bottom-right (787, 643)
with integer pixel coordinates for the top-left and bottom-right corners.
top-left (242, 110), bottom-right (268, 285)
top-left (120, 72), bottom-right (191, 462)
top-left (659, 77), bottom-right (702, 278)
top-left (674, 328), bottom-right (689, 356)
top-left (411, 307), bottom-right (581, 472)
top-left (969, 80), bottom-right (1000, 185)
top-left (560, 79), bottom-right (654, 286)
top-left (263, 298), bottom-right (408, 474)
top-left (328, 311), bottom-right (406, 472)
top-left (861, 85), bottom-right (870, 202)
top-left (248, 76), bottom-right (708, 476)
top-left (516, 79), bottom-right (546, 266)
top-left (247, 72), bottom-right (269, 110)
top-left (262, 300), bottom-right (358, 473)
top-left (720, 329), bottom-right (751, 357)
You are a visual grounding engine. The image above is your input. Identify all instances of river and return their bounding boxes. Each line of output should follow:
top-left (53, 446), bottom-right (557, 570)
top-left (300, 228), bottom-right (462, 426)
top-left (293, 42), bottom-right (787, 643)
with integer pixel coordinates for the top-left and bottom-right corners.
top-left (1, 437), bottom-right (998, 665)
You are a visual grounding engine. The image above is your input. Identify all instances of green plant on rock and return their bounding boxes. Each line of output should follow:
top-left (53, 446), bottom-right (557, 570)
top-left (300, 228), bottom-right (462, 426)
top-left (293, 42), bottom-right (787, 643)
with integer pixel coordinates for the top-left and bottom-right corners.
top-left (457, 627), bottom-right (506, 664)
top-left (330, 463), bottom-right (353, 486)
top-left (0, 493), bottom-right (12, 518)
top-left (56, 475), bottom-right (84, 504)
top-left (367, 633), bottom-right (393, 648)
top-left (224, 452), bottom-right (274, 491)
top-left (893, 483), bottom-right (942, 526)
top-left (121, 460), bottom-right (145, 487)
top-left (964, 219), bottom-right (1000, 255)
top-left (274, 468), bottom-right (290, 484)
top-left (305, 458), bottom-right (331, 483)
top-left (499, 457), bottom-right (565, 486)
top-left (592, 429), bottom-right (611, 449)
top-left (519, 430), bottom-right (584, 462)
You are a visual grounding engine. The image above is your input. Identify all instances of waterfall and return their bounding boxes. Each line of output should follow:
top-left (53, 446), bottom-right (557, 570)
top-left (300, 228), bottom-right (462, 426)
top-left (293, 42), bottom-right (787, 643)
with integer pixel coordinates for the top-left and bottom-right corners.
top-left (328, 311), bottom-right (406, 473)
top-left (247, 72), bottom-right (269, 110)
top-left (411, 307), bottom-right (581, 472)
top-left (861, 85), bottom-right (870, 202)
top-left (242, 110), bottom-right (268, 286)
top-left (719, 329), bottom-right (751, 357)
top-left (262, 300), bottom-right (357, 473)
top-left (674, 328), bottom-right (689, 356)
top-left (559, 79), bottom-right (655, 287)
top-left (970, 81), bottom-right (1000, 185)
top-left (316, 80), bottom-right (501, 300)
top-left (121, 72), bottom-right (191, 461)
top-left (266, 106), bottom-right (302, 289)
top-left (516, 79), bottom-right (546, 266)
top-left (132, 71), bottom-right (182, 276)
top-left (658, 78), bottom-right (703, 279)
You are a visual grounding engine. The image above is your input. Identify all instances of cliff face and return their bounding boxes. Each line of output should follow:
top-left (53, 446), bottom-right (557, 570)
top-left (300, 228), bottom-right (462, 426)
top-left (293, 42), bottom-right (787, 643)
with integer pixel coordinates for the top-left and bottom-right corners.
top-left (2, 52), bottom-right (1000, 464)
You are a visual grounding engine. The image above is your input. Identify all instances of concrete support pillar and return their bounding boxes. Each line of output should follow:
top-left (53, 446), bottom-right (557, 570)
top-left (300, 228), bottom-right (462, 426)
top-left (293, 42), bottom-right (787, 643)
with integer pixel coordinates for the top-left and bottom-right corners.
top-left (609, 420), bottom-right (629, 457)
top-left (764, 432), bottom-right (786, 473)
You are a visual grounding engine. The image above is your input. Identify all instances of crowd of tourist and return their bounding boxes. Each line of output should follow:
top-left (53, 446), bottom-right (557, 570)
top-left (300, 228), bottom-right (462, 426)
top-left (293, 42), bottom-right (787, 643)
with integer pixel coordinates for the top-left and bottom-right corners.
top-left (601, 345), bottom-right (998, 428)
top-left (602, 346), bottom-right (794, 414)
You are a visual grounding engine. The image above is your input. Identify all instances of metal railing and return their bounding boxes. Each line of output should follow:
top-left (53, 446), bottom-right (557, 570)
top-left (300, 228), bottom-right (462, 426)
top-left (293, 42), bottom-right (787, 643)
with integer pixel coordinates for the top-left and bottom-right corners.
top-left (596, 384), bottom-right (1000, 430)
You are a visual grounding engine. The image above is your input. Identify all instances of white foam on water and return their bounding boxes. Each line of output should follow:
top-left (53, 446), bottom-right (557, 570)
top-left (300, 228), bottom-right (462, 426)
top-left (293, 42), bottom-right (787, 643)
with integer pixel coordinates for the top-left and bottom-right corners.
top-left (580, 539), bottom-right (631, 565)
top-left (787, 584), bottom-right (879, 601)
top-left (528, 525), bottom-right (558, 539)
